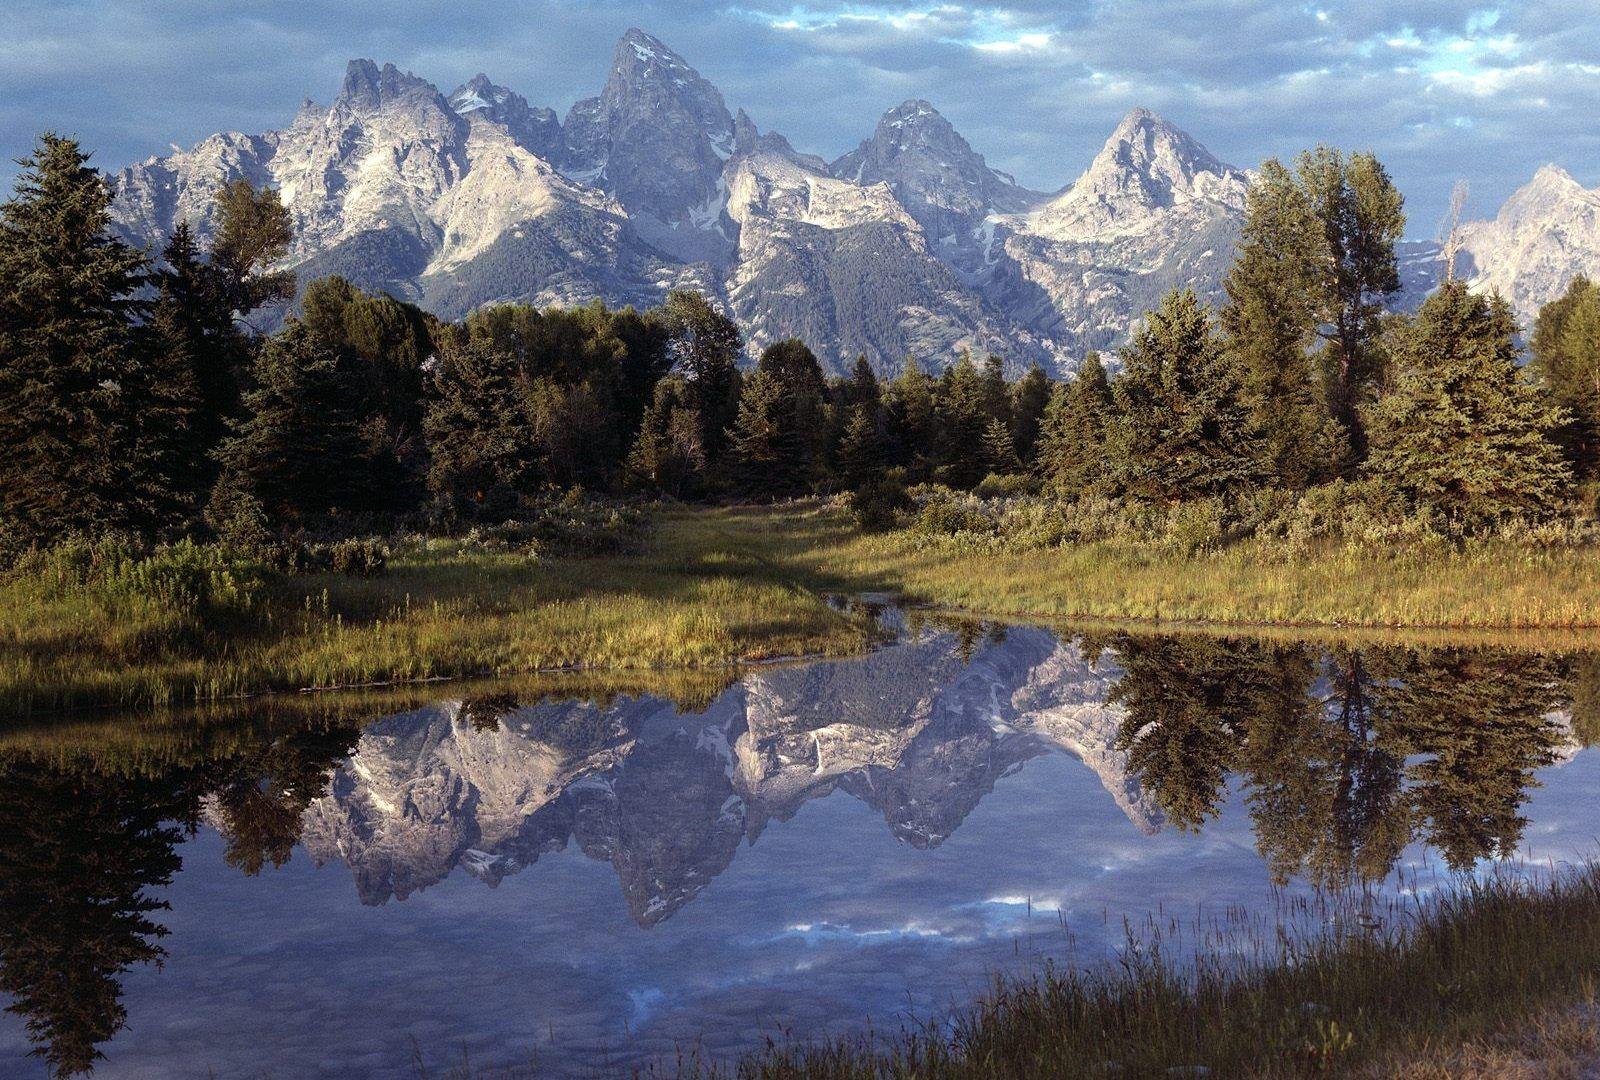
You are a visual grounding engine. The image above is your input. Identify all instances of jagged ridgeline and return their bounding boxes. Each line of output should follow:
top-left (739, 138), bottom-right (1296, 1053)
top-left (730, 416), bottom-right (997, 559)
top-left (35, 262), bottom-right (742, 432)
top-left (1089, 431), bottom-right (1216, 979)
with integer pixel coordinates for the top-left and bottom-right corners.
top-left (106, 30), bottom-right (1250, 375)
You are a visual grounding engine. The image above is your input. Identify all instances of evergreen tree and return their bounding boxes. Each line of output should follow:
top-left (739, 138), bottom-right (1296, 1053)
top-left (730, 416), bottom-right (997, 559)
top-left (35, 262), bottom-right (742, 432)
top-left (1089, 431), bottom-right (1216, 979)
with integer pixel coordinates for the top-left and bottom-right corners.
top-left (0, 134), bottom-right (174, 545)
top-left (1299, 148), bottom-right (1406, 467)
top-left (1222, 158), bottom-right (1336, 487)
top-left (1009, 363), bottom-right (1051, 466)
top-left (1038, 353), bottom-right (1113, 498)
top-left (935, 352), bottom-right (991, 488)
top-left (981, 416), bottom-right (1020, 475)
top-left (980, 353), bottom-right (1010, 427)
top-left (844, 353), bottom-right (882, 414)
top-left (1365, 282), bottom-right (1572, 532)
top-left (1529, 275), bottom-right (1600, 479)
top-left (884, 354), bottom-right (937, 478)
top-left (836, 404), bottom-right (886, 490)
top-left (211, 324), bottom-right (369, 525)
top-left (662, 290), bottom-right (741, 463)
top-left (1107, 290), bottom-right (1266, 502)
top-left (209, 178), bottom-right (294, 321)
top-left (627, 376), bottom-right (705, 498)
top-left (424, 339), bottom-right (538, 513)
top-left (727, 367), bottom-right (797, 495)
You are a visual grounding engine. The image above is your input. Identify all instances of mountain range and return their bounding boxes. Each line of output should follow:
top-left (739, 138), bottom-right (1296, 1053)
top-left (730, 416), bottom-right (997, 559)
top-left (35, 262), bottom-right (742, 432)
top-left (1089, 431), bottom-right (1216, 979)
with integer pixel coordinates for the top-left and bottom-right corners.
top-left (109, 29), bottom-right (1600, 375)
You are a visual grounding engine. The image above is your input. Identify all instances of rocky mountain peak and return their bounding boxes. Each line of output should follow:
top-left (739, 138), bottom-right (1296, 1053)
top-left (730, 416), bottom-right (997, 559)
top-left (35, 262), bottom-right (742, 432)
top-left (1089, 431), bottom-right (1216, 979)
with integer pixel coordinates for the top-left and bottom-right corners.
top-left (1037, 107), bottom-right (1246, 234)
top-left (561, 29), bottom-right (735, 233)
top-left (336, 59), bottom-right (449, 116)
top-left (449, 73), bottom-right (561, 160)
top-left (831, 98), bottom-right (1037, 240)
top-left (1453, 161), bottom-right (1600, 323)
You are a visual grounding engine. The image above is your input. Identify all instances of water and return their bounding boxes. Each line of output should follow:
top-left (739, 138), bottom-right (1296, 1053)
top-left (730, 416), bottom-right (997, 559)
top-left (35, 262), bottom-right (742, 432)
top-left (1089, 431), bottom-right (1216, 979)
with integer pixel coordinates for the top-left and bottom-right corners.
top-left (1, 612), bottom-right (1596, 1077)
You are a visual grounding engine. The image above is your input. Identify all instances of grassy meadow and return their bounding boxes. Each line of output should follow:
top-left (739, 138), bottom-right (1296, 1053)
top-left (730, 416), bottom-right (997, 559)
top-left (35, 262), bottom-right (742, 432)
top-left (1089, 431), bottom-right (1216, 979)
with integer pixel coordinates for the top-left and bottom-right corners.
top-left (5, 500), bottom-right (1600, 716)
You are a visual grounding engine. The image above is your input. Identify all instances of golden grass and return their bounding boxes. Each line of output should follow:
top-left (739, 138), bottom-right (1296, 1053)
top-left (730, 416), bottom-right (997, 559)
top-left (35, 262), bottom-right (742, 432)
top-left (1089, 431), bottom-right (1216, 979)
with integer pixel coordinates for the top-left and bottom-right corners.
top-left (0, 509), bottom-right (877, 716)
top-left (6, 501), bottom-right (1600, 717)
top-left (775, 509), bottom-right (1600, 633)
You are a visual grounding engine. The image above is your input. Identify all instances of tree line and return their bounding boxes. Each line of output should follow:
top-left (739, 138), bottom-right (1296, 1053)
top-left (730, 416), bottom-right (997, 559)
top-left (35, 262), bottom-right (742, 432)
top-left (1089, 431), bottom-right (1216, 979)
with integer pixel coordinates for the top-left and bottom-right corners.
top-left (3, 134), bottom-right (1597, 559)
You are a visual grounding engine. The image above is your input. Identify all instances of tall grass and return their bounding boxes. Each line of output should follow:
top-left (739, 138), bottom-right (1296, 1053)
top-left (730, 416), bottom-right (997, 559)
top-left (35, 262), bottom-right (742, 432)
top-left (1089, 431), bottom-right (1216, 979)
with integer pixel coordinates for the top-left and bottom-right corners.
top-left (7, 501), bottom-right (1600, 717)
top-left (688, 865), bottom-right (1600, 1079)
top-left (0, 510), bottom-right (878, 717)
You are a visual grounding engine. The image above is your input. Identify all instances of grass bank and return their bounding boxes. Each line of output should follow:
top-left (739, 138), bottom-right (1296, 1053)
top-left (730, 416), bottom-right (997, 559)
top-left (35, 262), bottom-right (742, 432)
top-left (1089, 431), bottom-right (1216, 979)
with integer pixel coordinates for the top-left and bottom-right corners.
top-left (0, 508), bottom-right (875, 716)
top-left (773, 506), bottom-right (1600, 633)
top-left (705, 866), bottom-right (1600, 1079)
top-left (7, 502), bottom-right (1600, 716)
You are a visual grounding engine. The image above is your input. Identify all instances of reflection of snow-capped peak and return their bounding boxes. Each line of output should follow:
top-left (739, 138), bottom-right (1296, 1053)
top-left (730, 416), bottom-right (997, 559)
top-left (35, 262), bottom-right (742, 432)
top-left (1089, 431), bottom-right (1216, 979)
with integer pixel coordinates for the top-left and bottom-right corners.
top-left (293, 625), bottom-right (1161, 923)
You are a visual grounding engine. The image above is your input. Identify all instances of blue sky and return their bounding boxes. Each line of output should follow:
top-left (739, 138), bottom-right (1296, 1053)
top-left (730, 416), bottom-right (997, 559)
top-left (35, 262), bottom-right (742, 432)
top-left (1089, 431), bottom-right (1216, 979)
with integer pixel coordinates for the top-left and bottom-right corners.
top-left (4, 0), bottom-right (1597, 230)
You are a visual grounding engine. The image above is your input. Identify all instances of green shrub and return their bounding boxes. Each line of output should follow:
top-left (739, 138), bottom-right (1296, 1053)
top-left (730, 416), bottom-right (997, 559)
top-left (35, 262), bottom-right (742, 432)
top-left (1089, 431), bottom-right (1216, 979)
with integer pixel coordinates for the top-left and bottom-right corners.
top-left (848, 471), bottom-right (912, 532)
top-left (324, 538), bottom-right (389, 578)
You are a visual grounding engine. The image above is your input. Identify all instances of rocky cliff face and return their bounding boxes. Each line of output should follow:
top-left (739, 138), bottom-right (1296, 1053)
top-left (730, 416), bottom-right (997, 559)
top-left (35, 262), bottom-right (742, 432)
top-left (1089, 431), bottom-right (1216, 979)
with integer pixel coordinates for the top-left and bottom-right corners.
top-left (292, 628), bottom-right (1160, 925)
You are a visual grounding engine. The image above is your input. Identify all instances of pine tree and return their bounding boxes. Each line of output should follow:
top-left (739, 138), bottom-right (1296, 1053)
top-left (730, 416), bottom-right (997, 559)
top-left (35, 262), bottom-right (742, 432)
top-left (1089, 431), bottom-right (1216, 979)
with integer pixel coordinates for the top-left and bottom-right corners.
top-left (980, 353), bottom-right (1010, 427)
top-left (0, 134), bottom-right (177, 545)
top-left (1108, 290), bottom-right (1266, 503)
top-left (935, 352), bottom-right (991, 488)
top-left (424, 338), bottom-right (538, 513)
top-left (836, 405), bottom-right (885, 490)
top-left (211, 324), bottom-right (368, 525)
top-left (1038, 353), bottom-right (1113, 498)
top-left (981, 417), bottom-right (1020, 476)
top-left (727, 367), bottom-right (795, 495)
top-left (1222, 158), bottom-right (1336, 488)
top-left (845, 353), bottom-right (881, 414)
top-left (1009, 363), bottom-right (1051, 467)
top-left (209, 179), bottom-right (294, 320)
top-left (1300, 148), bottom-right (1406, 467)
top-left (662, 290), bottom-right (742, 463)
top-left (627, 376), bottom-right (705, 498)
top-left (1529, 275), bottom-right (1600, 479)
top-left (1365, 282), bottom-right (1572, 533)
top-left (884, 354), bottom-right (937, 478)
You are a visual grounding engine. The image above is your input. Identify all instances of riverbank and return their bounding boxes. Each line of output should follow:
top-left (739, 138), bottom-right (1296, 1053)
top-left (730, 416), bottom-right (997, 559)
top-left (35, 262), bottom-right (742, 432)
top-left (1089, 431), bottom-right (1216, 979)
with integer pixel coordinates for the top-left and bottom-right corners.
top-left (0, 509), bottom-right (875, 716)
top-left (5, 501), bottom-right (1600, 716)
top-left (711, 865), bottom-right (1600, 1079)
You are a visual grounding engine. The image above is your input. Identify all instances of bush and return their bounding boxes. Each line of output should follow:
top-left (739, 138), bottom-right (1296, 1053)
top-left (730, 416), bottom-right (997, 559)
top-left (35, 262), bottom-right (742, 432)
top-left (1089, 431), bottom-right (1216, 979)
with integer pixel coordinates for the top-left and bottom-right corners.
top-left (848, 471), bottom-right (912, 532)
top-left (324, 538), bottom-right (389, 578)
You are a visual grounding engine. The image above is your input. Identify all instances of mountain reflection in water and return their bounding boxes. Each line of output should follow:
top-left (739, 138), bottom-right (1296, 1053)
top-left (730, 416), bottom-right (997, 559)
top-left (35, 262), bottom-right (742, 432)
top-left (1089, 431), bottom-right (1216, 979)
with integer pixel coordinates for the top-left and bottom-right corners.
top-left (1, 615), bottom-right (1596, 1076)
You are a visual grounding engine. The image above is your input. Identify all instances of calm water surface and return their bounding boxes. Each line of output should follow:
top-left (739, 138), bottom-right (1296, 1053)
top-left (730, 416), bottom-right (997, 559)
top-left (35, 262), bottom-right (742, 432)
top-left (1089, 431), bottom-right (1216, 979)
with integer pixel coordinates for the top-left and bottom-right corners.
top-left (2, 612), bottom-right (1597, 1077)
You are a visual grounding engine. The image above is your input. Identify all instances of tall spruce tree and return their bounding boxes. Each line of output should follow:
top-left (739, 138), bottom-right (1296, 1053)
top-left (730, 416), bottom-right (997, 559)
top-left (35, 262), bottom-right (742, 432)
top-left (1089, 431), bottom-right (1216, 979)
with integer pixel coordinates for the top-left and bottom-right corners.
top-left (936, 352), bottom-right (991, 488)
top-left (1038, 353), bottom-right (1113, 498)
top-left (1365, 282), bottom-right (1572, 533)
top-left (1009, 363), bottom-right (1052, 467)
top-left (1529, 275), bottom-right (1600, 480)
top-left (424, 338), bottom-right (538, 514)
top-left (885, 355), bottom-right (937, 478)
top-left (209, 178), bottom-right (294, 321)
top-left (210, 323), bottom-right (369, 526)
top-left (662, 290), bottom-right (741, 463)
top-left (1300, 148), bottom-right (1406, 467)
top-left (1108, 290), bottom-right (1265, 502)
top-left (836, 405), bottom-right (885, 490)
top-left (1222, 158), bottom-right (1336, 487)
top-left (0, 134), bottom-right (183, 545)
